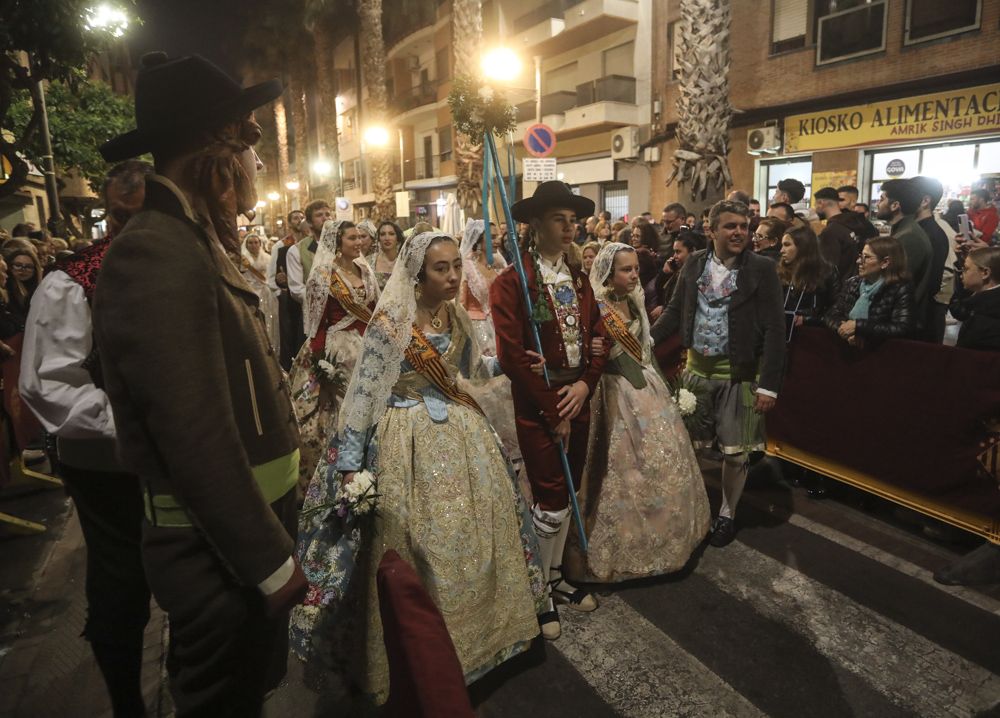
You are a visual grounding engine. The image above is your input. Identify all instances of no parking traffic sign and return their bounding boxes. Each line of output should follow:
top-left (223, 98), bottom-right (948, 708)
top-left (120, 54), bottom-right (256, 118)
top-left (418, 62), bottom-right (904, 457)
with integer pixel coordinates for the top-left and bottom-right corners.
top-left (523, 123), bottom-right (557, 158)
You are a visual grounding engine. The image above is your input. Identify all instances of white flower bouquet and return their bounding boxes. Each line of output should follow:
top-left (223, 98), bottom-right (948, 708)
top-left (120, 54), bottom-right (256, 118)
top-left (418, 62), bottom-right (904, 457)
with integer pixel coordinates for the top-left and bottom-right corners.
top-left (669, 374), bottom-right (710, 436)
top-left (676, 387), bottom-right (698, 416)
top-left (334, 469), bottom-right (379, 519)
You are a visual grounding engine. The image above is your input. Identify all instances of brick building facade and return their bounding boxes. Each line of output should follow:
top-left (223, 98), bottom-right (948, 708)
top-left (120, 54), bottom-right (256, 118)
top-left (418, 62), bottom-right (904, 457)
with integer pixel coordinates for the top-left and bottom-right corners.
top-left (650, 0), bottom-right (1000, 215)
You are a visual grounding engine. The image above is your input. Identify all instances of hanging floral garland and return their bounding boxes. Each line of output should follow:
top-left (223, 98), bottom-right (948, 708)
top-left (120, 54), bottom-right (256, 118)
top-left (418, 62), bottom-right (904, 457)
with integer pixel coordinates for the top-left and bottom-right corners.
top-left (447, 74), bottom-right (517, 138)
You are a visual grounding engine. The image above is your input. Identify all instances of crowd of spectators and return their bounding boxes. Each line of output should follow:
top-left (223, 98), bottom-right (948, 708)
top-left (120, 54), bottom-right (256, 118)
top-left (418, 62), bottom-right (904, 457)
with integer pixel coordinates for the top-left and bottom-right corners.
top-left (571, 175), bottom-right (998, 358)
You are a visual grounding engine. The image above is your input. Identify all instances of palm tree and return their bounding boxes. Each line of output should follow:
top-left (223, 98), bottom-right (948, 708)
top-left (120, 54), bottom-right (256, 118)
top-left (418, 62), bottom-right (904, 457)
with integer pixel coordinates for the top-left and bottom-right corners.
top-left (289, 58), bottom-right (314, 207)
top-left (356, 0), bottom-right (394, 221)
top-left (452, 0), bottom-right (483, 217)
top-left (667, 0), bottom-right (733, 202)
top-left (273, 95), bottom-right (292, 205)
top-left (306, 5), bottom-right (349, 201)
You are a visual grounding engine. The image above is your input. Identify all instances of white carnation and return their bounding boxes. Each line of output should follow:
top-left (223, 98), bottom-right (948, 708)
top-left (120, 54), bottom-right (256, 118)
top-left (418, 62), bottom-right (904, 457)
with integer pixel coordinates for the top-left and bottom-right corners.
top-left (317, 359), bottom-right (339, 381)
top-left (676, 388), bottom-right (697, 416)
top-left (343, 470), bottom-right (378, 515)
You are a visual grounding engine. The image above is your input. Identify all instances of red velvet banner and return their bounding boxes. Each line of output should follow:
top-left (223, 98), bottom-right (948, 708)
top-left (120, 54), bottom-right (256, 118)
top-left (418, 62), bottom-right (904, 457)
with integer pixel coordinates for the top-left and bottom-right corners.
top-left (766, 327), bottom-right (1000, 520)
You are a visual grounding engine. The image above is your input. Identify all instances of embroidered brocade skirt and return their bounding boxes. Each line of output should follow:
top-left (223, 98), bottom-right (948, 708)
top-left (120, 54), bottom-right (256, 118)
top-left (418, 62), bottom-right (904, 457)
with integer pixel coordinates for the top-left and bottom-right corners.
top-left (288, 329), bottom-right (363, 490)
top-left (291, 401), bottom-right (546, 704)
top-left (563, 364), bottom-right (711, 583)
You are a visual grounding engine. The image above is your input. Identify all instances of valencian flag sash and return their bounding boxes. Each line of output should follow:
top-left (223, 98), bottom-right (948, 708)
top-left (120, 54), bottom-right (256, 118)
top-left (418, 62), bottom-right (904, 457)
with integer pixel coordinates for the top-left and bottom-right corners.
top-left (598, 301), bottom-right (644, 364)
top-left (330, 270), bottom-right (374, 324)
top-left (404, 324), bottom-right (485, 416)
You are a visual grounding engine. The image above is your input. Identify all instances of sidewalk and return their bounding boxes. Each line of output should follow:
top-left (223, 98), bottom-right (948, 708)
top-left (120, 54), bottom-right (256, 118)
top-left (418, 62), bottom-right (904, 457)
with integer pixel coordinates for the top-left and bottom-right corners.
top-left (0, 502), bottom-right (170, 718)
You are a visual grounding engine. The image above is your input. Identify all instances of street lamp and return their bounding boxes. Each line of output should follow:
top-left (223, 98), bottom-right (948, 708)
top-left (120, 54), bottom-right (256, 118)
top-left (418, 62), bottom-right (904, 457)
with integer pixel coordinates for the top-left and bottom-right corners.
top-left (481, 48), bottom-right (522, 83)
top-left (363, 126), bottom-right (390, 148)
top-left (364, 125), bottom-right (406, 190)
top-left (285, 180), bottom-right (300, 191)
top-left (266, 191), bottom-right (281, 202)
top-left (312, 159), bottom-right (332, 177)
top-left (84, 4), bottom-right (129, 38)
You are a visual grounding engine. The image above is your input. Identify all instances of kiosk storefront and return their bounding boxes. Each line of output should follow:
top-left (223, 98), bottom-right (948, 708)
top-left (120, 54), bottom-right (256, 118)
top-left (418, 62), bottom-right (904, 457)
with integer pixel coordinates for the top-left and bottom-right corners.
top-left (754, 82), bottom-right (1000, 205)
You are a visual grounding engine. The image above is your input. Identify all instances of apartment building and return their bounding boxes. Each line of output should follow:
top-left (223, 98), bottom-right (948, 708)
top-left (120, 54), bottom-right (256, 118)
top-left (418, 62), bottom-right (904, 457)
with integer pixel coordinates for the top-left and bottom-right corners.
top-left (332, 0), bottom-right (653, 224)
top-left (500, 0), bottom-right (653, 219)
top-left (651, 0), bottom-right (1000, 213)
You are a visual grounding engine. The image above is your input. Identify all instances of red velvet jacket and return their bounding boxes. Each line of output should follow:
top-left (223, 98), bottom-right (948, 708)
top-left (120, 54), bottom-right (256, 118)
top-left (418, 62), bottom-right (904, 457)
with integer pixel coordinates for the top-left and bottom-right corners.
top-left (490, 252), bottom-right (606, 430)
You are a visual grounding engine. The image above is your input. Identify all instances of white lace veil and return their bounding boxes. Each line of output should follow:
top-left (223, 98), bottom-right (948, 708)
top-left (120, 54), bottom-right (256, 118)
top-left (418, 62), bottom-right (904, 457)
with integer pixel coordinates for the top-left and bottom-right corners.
top-left (356, 219), bottom-right (377, 240)
top-left (304, 219), bottom-right (378, 339)
top-left (459, 219), bottom-right (507, 314)
top-left (590, 241), bottom-right (652, 363)
top-left (339, 231), bottom-right (484, 434)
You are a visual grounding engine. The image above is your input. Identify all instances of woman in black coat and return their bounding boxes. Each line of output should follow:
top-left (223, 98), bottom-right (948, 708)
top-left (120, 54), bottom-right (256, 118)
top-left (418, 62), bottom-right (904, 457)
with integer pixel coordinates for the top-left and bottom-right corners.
top-left (952, 246), bottom-right (1000, 351)
top-left (825, 236), bottom-right (916, 347)
top-left (776, 225), bottom-right (839, 340)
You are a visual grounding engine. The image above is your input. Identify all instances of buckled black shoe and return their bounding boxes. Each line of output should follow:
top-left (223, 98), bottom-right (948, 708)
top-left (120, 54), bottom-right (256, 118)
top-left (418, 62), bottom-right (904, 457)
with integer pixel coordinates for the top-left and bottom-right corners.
top-left (539, 606), bottom-right (561, 640)
top-left (709, 516), bottom-right (736, 547)
top-left (549, 568), bottom-right (599, 612)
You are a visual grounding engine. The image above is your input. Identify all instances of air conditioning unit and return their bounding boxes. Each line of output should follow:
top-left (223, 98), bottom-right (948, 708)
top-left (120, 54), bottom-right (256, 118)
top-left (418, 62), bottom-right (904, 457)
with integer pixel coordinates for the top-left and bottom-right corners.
top-left (747, 126), bottom-right (781, 155)
top-left (611, 126), bottom-right (640, 160)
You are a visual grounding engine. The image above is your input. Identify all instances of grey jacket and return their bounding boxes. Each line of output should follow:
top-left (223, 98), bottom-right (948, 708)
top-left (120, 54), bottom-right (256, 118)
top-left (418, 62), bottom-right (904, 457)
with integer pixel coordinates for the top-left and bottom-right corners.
top-left (94, 175), bottom-right (300, 588)
top-left (650, 247), bottom-right (786, 393)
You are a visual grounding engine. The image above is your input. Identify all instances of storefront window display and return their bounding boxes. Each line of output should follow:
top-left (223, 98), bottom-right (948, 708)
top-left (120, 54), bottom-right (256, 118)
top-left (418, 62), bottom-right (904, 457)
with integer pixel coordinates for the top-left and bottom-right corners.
top-left (866, 138), bottom-right (1000, 208)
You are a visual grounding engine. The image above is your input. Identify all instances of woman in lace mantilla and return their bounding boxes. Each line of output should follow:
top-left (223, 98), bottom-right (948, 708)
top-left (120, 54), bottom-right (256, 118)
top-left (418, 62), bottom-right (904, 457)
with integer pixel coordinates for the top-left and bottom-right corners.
top-left (287, 219), bottom-right (379, 490)
top-left (563, 242), bottom-right (710, 583)
top-left (290, 232), bottom-right (545, 704)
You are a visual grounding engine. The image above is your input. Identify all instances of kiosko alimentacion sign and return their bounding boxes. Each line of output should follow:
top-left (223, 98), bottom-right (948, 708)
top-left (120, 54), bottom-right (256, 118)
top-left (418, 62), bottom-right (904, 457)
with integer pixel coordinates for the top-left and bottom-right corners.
top-left (783, 83), bottom-right (1000, 153)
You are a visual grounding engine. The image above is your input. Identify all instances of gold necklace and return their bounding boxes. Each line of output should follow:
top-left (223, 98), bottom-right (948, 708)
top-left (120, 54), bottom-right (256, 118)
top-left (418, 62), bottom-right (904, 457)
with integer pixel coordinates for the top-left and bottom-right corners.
top-left (424, 301), bottom-right (446, 330)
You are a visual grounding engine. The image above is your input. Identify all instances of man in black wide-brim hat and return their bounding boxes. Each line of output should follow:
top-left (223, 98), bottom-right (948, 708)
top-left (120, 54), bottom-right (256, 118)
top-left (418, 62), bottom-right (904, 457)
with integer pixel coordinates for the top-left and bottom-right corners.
top-left (490, 181), bottom-right (607, 641)
top-left (94, 53), bottom-right (307, 717)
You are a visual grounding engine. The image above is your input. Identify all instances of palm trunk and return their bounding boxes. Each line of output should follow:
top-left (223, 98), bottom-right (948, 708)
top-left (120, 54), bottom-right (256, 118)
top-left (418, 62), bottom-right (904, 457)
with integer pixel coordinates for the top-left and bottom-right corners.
top-left (273, 95), bottom-right (291, 212)
top-left (357, 0), bottom-right (394, 221)
top-left (452, 0), bottom-right (483, 217)
top-left (668, 0), bottom-right (733, 201)
top-left (311, 22), bottom-right (341, 199)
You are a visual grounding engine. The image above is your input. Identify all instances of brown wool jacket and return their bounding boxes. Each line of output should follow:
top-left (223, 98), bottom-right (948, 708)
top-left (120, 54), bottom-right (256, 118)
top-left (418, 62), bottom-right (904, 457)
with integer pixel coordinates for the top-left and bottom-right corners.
top-left (94, 175), bottom-right (300, 587)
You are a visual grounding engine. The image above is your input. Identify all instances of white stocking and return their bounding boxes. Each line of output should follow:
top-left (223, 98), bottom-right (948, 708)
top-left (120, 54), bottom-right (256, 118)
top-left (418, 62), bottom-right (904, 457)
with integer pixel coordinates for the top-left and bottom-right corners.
top-left (719, 455), bottom-right (748, 520)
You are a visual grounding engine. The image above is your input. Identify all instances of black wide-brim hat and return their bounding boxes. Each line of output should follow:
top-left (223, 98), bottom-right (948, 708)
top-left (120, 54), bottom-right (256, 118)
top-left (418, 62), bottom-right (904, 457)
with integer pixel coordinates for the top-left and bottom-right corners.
top-left (100, 52), bottom-right (283, 162)
top-left (510, 181), bottom-right (596, 222)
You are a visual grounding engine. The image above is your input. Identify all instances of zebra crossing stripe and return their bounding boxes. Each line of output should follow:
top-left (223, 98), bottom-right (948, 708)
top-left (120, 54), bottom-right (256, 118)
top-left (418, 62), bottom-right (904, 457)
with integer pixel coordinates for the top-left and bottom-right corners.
top-left (784, 511), bottom-right (1000, 618)
top-left (698, 542), bottom-right (1000, 717)
top-left (555, 595), bottom-right (767, 718)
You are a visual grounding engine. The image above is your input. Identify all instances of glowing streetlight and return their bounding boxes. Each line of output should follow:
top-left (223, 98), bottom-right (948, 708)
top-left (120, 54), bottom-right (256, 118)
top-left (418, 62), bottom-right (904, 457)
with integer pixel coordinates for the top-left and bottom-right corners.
top-left (312, 159), bottom-right (332, 177)
top-left (285, 180), bottom-right (300, 191)
top-left (266, 191), bottom-right (281, 202)
top-left (363, 126), bottom-right (390, 147)
top-left (481, 48), bottom-right (522, 83)
top-left (85, 4), bottom-right (129, 38)
top-left (255, 200), bottom-right (266, 209)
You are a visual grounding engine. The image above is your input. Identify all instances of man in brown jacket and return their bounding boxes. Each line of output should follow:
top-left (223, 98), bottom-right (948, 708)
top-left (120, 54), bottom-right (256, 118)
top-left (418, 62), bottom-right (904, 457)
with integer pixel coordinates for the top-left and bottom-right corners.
top-left (95, 53), bottom-right (306, 717)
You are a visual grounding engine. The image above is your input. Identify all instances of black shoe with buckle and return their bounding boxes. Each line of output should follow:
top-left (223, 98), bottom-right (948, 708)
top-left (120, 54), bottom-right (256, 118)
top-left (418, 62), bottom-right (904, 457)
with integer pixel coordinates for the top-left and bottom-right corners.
top-left (538, 607), bottom-right (561, 640)
top-left (709, 516), bottom-right (736, 547)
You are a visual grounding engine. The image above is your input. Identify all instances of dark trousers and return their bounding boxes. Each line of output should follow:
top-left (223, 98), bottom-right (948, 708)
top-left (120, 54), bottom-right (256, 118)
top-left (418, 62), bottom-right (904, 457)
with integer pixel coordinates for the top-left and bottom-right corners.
top-left (927, 301), bottom-right (948, 344)
top-left (61, 465), bottom-right (151, 717)
top-left (277, 291), bottom-right (304, 371)
top-left (141, 492), bottom-right (297, 718)
top-left (512, 388), bottom-right (590, 511)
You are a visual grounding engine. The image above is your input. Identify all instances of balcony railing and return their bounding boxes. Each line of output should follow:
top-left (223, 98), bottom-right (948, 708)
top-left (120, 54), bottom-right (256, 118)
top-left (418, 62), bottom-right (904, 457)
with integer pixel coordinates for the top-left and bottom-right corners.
top-left (514, 91), bottom-right (578, 122)
top-left (576, 74), bottom-right (636, 105)
top-left (415, 155), bottom-right (441, 180)
top-left (384, 0), bottom-right (436, 49)
top-left (513, 0), bottom-right (574, 33)
top-left (390, 81), bottom-right (440, 115)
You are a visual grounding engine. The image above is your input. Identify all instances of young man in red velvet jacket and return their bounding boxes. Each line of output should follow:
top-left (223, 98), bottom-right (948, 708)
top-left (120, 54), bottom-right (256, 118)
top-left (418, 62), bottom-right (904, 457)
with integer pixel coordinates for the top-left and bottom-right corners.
top-left (490, 181), bottom-right (607, 640)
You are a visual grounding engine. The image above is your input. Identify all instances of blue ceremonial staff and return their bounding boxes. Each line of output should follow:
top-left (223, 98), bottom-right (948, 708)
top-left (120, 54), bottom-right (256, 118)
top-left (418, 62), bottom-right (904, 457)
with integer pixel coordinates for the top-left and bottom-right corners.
top-left (480, 131), bottom-right (588, 553)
